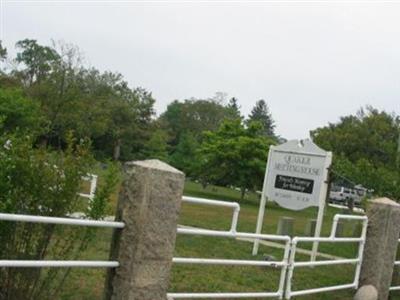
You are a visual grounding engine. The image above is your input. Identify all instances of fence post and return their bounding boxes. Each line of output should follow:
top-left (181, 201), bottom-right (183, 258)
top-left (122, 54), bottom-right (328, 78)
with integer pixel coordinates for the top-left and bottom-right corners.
top-left (104, 159), bottom-right (185, 300)
top-left (357, 198), bottom-right (400, 300)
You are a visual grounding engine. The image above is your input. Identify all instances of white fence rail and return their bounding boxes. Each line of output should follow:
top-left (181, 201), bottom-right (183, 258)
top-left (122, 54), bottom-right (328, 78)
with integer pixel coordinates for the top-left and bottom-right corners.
top-left (389, 238), bottom-right (400, 292)
top-left (182, 196), bottom-right (240, 232)
top-left (285, 214), bottom-right (368, 299)
top-left (168, 229), bottom-right (290, 299)
top-left (1, 197), bottom-right (370, 299)
top-left (169, 196), bottom-right (291, 299)
top-left (0, 212), bottom-right (124, 268)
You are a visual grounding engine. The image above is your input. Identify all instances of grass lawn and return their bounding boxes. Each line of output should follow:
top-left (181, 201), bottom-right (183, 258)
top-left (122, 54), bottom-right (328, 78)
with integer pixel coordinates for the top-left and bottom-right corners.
top-left (57, 180), bottom-right (392, 299)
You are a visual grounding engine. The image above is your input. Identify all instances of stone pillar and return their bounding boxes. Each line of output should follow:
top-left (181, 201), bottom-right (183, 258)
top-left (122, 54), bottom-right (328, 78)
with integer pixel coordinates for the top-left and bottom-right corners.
top-left (104, 160), bottom-right (185, 300)
top-left (358, 198), bottom-right (400, 300)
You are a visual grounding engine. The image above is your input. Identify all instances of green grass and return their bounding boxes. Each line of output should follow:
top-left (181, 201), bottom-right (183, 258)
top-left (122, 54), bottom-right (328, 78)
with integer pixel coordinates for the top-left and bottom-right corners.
top-left (57, 180), bottom-right (385, 299)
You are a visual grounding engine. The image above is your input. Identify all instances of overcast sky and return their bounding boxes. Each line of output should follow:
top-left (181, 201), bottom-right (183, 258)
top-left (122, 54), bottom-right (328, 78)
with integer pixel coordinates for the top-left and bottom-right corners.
top-left (1, 1), bottom-right (400, 139)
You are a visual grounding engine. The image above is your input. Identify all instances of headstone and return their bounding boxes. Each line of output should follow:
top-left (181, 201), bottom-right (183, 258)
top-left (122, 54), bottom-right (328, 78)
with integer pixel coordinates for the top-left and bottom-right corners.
top-left (304, 219), bottom-right (317, 236)
top-left (276, 217), bottom-right (294, 237)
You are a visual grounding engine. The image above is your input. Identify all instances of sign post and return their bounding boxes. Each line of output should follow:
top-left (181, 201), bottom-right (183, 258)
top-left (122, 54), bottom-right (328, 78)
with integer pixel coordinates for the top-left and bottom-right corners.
top-left (252, 139), bottom-right (332, 262)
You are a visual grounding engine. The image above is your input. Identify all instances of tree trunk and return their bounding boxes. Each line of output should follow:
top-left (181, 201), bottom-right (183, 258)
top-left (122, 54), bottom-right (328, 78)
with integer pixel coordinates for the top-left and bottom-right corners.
top-left (113, 139), bottom-right (121, 161)
top-left (240, 187), bottom-right (246, 201)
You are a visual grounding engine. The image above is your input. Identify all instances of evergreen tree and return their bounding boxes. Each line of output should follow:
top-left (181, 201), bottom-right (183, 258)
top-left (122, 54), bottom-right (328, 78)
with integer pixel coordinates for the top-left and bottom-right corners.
top-left (247, 99), bottom-right (275, 137)
top-left (226, 97), bottom-right (242, 120)
top-left (169, 133), bottom-right (199, 176)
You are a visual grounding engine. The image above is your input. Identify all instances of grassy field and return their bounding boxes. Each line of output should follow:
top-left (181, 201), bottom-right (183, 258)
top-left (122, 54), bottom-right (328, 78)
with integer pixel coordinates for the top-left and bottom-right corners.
top-left (55, 180), bottom-right (383, 300)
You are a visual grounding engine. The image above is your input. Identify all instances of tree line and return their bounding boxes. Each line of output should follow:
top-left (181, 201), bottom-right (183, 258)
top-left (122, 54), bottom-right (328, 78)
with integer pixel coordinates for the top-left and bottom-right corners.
top-left (1, 39), bottom-right (400, 200)
top-left (0, 39), bottom-right (278, 198)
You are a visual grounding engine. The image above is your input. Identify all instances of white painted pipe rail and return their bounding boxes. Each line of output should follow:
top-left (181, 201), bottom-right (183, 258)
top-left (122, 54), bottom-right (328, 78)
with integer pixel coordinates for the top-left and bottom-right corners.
top-left (173, 257), bottom-right (284, 267)
top-left (290, 283), bottom-right (356, 297)
top-left (389, 238), bottom-right (400, 292)
top-left (171, 221), bottom-right (291, 299)
top-left (330, 214), bottom-right (367, 238)
top-left (177, 227), bottom-right (290, 241)
top-left (0, 213), bottom-right (125, 228)
top-left (0, 212), bottom-right (124, 269)
top-left (182, 196), bottom-right (240, 232)
top-left (167, 292), bottom-right (280, 299)
top-left (293, 258), bottom-right (359, 267)
top-left (285, 214), bottom-right (368, 299)
top-left (0, 260), bottom-right (119, 268)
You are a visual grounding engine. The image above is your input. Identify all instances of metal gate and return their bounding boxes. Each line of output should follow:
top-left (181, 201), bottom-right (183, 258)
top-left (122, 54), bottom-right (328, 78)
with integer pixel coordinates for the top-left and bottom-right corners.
top-left (169, 197), bottom-right (368, 300)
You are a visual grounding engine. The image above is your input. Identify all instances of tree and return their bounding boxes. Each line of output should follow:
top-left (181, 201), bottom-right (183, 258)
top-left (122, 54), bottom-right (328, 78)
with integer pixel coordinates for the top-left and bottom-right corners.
top-left (0, 41), bottom-right (6, 61)
top-left (247, 99), bottom-right (275, 137)
top-left (160, 97), bottom-right (237, 147)
top-left (142, 128), bottom-right (169, 161)
top-left (9, 39), bottom-right (156, 160)
top-left (0, 87), bottom-right (44, 133)
top-left (197, 119), bottom-right (274, 200)
top-left (311, 106), bottom-right (400, 200)
top-left (169, 132), bottom-right (199, 176)
top-left (226, 97), bottom-right (242, 120)
top-left (15, 39), bottom-right (60, 85)
top-left (311, 106), bottom-right (399, 167)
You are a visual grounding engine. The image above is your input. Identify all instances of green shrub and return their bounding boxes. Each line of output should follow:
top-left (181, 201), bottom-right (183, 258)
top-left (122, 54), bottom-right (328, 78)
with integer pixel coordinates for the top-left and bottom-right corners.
top-left (0, 131), bottom-right (115, 299)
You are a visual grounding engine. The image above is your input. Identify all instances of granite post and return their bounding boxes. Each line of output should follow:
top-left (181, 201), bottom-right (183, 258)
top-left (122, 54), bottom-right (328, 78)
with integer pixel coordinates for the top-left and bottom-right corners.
top-left (357, 198), bottom-right (400, 300)
top-left (104, 160), bottom-right (185, 300)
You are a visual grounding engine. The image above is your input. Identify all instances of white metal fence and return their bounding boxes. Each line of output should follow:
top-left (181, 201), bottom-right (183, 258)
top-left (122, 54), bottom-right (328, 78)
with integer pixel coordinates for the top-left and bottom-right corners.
top-left (0, 197), bottom-right (369, 299)
top-left (168, 196), bottom-right (291, 299)
top-left (0, 212), bottom-right (124, 268)
top-left (389, 238), bottom-right (400, 292)
top-left (285, 214), bottom-right (368, 299)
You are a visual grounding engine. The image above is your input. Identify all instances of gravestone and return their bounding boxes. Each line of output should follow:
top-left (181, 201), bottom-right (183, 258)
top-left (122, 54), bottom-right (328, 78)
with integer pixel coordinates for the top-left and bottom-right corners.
top-left (304, 219), bottom-right (316, 236)
top-left (277, 217), bottom-right (294, 237)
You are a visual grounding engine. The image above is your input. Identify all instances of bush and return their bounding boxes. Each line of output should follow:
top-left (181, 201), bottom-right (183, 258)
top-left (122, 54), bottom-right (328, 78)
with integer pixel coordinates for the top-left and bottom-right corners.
top-left (0, 131), bottom-right (115, 299)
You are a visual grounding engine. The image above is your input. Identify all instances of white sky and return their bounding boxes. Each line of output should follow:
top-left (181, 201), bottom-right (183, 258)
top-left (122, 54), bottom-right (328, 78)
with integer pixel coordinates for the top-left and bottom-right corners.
top-left (1, 1), bottom-right (400, 139)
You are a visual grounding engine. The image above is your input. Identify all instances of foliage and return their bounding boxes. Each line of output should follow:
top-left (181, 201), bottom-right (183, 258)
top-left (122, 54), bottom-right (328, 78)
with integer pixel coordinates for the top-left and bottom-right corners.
top-left (0, 87), bottom-right (44, 133)
top-left (142, 128), bottom-right (169, 161)
top-left (197, 119), bottom-right (274, 199)
top-left (169, 132), bottom-right (199, 176)
top-left (0, 130), bottom-right (112, 300)
top-left (0, 41), bottom-right (6, 60)
top-left (247, 99), bottom-right (275, 138)
top-left (226, 97), bottom-right (242, 120)
top-left (311, 106), bottom-right (400, 200)
top-left (15, 39), bottom-right (60, 85)
top-left (160, 97), bottom-right (234, 147)
top-left (87, 162), bottom-right (120, 220)
top-left (5, 39), bottom-right (156, 161)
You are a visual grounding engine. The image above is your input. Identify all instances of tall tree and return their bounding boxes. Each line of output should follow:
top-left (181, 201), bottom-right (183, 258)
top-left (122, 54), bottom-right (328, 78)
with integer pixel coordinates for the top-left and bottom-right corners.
top-left (226, 97), bottom-right (242, 120)
top-left (10, 39), bottom-right (156, 160)
top-left (197, 119), bottom-right (274, 200)
top-left (311, 106), bottom-right (400, 200)
top-left (15, 39), bottom-right (60, 85)
top-left (160, 98), bottom-right (232, 146)
top-left (247, 99), bottom-right (275, 137)
top-left (0, 41), bottom-right (7, 62)
top-left (169, 132), bottom-right (199, 176)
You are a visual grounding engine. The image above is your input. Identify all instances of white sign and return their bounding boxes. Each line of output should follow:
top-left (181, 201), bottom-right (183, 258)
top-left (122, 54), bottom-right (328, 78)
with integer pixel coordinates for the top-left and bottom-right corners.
top-left (265, 140), bottom-right (330, 210)
top-left (253, 139), bottom-right (332, 261)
